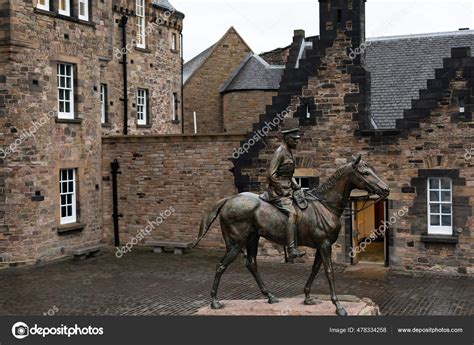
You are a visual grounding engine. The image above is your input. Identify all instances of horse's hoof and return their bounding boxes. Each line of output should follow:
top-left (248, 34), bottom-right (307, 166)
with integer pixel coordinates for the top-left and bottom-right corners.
top-left (268, 294), bottom-right (279, 304)
top-left (336, 307), bottom-right (348, 316)
top-left (304, 298), bottom-right (316, 305)
top-left (211, 300), bottom-right (224, 310)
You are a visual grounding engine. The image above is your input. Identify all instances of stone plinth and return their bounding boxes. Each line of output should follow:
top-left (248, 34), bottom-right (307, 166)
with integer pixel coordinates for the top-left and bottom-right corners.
top-left (195, 295), bottom-right (380, 316)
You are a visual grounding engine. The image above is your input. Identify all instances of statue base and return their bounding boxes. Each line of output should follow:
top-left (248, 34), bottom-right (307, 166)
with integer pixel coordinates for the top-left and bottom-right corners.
top-left (195, 295), bottom-right (380, 316)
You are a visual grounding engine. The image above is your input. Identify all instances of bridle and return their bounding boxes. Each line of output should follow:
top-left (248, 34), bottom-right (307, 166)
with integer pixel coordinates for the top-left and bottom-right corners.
top-left (305, 166), bottom-right (384, 217)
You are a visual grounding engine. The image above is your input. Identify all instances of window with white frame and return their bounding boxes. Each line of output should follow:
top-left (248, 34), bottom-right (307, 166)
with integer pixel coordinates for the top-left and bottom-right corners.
top-left (60, 169), bottom-right (77, 225)
top-left (172, 92), bottom-right (178, 121)
top-left (137, 89), bottom-right (147, 125)
top-left (57, 63), bottom-right (75, 119)
top-left (58, 0), bottom-right (71, 16)
top-left (171, 33), bottom-right (178, 51)
top-left (427, 177), bottom-right (452, 235)
top-left (36, 0), bottom-right (50, 11)
top-left (100, 84), bottom-right (107, 124)
top-left (136, 0), bottom-right (146, 48)
top-left (79, 0), bottom-right (89, 21)
top-left (294, 177), bottom-right (310, 191)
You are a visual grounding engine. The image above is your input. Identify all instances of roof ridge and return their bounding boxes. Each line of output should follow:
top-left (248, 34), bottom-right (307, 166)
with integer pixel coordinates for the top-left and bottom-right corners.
top-left (368, 30), bottom-right (474, 42)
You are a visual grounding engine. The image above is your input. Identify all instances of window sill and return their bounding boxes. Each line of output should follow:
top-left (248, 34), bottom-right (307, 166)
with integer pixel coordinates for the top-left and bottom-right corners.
top-left (170, 49), bottom-right (179, 54)
top-left (135, 47), bottom-right (151, 54)
top-left (171, 119), bottom-right (180, 124)
top-left (57, 222), bottom-right (85, 235)
top-left (55, 118), bottom-right (83, 124)
top-left (420, 233), bottom-right (458, 244)
top-left (34, 8), bottom-right (96, 28)
top-left (137, 124), bottom-right (152, 128)
top-left (101, 123), bottom-right (112, 128)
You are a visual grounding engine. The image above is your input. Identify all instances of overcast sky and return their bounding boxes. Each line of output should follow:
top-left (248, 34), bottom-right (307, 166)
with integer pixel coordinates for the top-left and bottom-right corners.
top-left (171, 0), bottom-right (473, 61)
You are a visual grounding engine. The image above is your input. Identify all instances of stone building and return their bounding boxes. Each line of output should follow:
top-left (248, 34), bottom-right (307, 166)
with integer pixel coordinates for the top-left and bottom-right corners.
top-left (229, 2), bottom-right (474, 274)
top-left (183, 27), bottom-right (285, 134)
top-left (0, 0), bottom-right (184, 266)
top-left (0, 0), bottom-right (472, 276)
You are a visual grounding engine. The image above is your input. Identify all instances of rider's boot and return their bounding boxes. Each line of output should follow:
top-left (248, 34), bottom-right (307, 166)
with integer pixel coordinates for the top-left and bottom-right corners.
top-left (287, 220), bottom-right (306, 262)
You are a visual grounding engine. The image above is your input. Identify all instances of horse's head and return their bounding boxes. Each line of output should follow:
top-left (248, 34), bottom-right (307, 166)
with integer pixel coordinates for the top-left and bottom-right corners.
top-left (349, 154), bottom-right (390, 198)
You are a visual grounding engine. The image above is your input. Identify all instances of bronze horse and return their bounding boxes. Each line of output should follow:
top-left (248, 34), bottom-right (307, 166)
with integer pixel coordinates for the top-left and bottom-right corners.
top-left (195, 155), bottom-right (390, 315)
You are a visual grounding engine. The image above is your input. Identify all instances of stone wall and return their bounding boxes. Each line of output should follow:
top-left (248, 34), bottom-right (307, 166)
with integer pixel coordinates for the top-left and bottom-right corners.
top-left (101, 134), bottom-right (245, 249)
top-left (260, 47), bottom-right (290, 66)
top-left (0, 0), bottom-right (108, 265)
top-left (222, 90), bottom-right (276, 133)
top-left (183, 27), bottom-right (251, 134)
top-left (101, 1), bottom-right (184, 136)
top-left (0, 0), bottom-right (184, 266)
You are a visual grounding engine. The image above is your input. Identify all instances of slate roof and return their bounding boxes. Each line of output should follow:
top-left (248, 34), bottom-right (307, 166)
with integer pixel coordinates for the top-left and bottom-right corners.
top-left (365, 30), bottom-right (474, 129)
top-left (220, 54), bottom-right (284, 93)
top-left (183, 44), bottom-right (215, 84)
top-left (153, 0), bottom-right (176, 12)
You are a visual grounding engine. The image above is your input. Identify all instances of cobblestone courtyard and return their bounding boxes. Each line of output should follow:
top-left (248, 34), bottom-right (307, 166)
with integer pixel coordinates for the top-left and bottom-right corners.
top-left (0, 249), bottom-right (472, 316)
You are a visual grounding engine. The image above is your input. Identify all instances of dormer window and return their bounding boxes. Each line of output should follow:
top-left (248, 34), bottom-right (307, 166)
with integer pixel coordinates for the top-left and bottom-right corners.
top-left (36, 0), bottom-right (50, 11)
top-left (59, 0), bottom-right (71, 16)
top-left (459, 97), bottom-right (465, 113)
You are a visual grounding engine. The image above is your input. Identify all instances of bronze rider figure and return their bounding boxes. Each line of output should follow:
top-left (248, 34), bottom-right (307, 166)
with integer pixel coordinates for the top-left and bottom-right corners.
top-left (263, 128), bottom-right (306, 261)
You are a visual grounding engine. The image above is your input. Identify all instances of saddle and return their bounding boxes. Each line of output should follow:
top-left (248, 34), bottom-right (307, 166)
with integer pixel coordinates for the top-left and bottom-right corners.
top-left (259, 190), bottom-right (316, 210)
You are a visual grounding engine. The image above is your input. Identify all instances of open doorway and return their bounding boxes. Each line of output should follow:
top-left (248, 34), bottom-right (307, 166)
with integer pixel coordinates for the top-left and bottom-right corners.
top-left (350, 198), bottom-right (389, 266)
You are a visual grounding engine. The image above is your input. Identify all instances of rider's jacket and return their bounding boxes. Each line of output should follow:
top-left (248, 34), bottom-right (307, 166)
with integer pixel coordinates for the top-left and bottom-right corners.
top-left (267, 144), bottom-right (300, 201)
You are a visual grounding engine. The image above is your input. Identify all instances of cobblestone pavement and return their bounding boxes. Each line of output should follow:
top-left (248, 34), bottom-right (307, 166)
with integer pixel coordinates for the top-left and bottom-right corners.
top-left (0, 248), bottom-right (472, 316)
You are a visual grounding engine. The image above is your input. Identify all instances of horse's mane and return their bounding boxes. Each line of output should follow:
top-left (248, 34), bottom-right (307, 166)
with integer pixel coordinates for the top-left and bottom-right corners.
top-left (313, 163), bottom-right (353, 196)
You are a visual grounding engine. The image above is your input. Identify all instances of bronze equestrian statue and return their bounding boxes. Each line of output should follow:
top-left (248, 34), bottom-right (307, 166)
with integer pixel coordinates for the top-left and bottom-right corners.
top-left (195, 131), bottom-right (390, 316)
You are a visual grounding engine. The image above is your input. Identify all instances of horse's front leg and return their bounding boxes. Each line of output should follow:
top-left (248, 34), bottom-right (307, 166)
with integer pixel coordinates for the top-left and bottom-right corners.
top-left (303, 250), bottom-right (322, 305)
top-left (319, 240), bottom-right (347, 316)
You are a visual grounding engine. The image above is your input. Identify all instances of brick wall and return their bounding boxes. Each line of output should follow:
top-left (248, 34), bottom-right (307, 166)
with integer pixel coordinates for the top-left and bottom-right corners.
top-left (101, 134), bottom-right (245, 249)
top-left (183, 27), bottom-right (251, 134)
top-left (222, 90), bottom-right (276, 133)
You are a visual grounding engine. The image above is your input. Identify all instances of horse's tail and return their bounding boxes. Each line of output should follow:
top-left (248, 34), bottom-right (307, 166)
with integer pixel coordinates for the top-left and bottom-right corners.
top-left (192, 198), bottom-right (229, 249)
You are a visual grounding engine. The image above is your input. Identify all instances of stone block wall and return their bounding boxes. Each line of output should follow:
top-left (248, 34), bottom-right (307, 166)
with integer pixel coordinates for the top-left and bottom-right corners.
top-left (222, 90), bottom-right (276, 133)
top-left (101, 134), bottom-right (245, 249)
top-left (0, 0), bottom-right (184, 265)
top-left (0, 0), bottom-right (109, 265)
top-left (101, 1), bottom-right (184, 136)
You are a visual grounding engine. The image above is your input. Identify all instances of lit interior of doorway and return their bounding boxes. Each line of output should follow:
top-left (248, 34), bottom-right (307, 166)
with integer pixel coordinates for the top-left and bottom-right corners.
top-left (351, 199), bottom-right (386, 264)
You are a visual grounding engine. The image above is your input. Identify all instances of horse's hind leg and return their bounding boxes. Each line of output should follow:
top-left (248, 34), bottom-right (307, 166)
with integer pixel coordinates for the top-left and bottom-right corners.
top-left (245, 233), bottom-right (279, 304)
top-left (303, 250), bottom-right (322, 305)
top-left (319, 240), bottom-right (347, 316)
top-left (210, 243), bottom-right (241, 310)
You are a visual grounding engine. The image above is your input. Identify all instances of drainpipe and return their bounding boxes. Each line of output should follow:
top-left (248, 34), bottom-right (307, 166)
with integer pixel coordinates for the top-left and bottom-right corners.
top-left (111, 160), bottom-right (122, 247)
top-left (180, 31), bottom-right (184, 134)
top-left (119, 15), bottom-right (129, 136)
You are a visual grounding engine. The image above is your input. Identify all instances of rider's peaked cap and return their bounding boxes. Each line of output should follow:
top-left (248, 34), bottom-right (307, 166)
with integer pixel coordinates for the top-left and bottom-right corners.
top-left (281, 128), bottom-right (301, 138)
